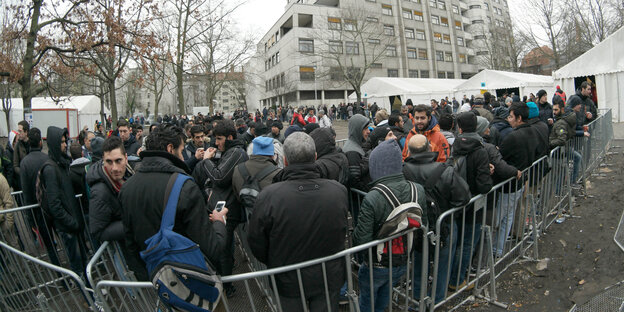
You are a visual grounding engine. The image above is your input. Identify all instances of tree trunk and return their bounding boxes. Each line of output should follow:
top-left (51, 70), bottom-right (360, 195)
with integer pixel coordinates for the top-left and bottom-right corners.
top-left (154, 95), bottom-right (159, 119)
top-left (355, 89), bottom-right (362, 105)
top-left (3, 109), bottom-right (9, 133)
top-left (108, 79), bottom-right (118, 129)
top-left (176, 64), bottom-right (185, 115)
top-left (19, 0), bottom-right (43, 120)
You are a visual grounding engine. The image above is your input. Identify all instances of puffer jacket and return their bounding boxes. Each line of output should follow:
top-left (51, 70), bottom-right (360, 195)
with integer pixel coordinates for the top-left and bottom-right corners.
top-left (452, 133), bottom-right (493, 196)
top-left (42, 127), bottom-right (83, 233)
top-left (193, 139), bottom-right (248, 222)
top-left (310, 128), bottom-right (348, 184)
top-left (88, 160), bottom-right (134, 242)
top-left (402, 115), bottom-right (450, 163)
top-left (352, 174), bottom-right (427, 266)
top-left (549, 112), bottom-right (577, 149)
top-left (248, 163), bottom-right (348, 297)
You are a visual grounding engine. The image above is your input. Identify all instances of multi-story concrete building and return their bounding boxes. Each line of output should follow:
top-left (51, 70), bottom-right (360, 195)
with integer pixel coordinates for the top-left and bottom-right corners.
top-left (248, 0), bottom-right (510, 109)
top-left (463, 0), bottom-right (514, 69)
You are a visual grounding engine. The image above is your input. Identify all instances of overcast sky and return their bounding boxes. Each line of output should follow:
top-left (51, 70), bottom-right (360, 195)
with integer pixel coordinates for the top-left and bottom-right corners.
top-left (233, 0), bottom-right (526, 52)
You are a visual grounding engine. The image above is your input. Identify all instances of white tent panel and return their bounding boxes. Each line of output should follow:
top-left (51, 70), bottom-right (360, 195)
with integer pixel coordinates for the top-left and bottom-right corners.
top-left (454, 70), bottom-right (554, 97)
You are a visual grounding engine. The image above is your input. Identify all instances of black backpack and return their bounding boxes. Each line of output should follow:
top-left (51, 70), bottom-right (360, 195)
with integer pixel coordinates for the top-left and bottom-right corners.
top-left (237, 164), bottom-right (278, 221)
top-left (448, 155), bottom-right (467, 182)
top-left (35, 160), bottom-right (57, 223)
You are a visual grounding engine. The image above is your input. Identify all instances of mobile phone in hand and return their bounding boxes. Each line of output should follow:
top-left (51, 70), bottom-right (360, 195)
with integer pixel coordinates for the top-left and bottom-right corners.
top-left (215, 201), bottom-right (226, 212)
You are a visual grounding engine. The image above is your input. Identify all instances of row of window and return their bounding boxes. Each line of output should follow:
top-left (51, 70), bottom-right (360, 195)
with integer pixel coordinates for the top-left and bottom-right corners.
top-left (381, 1), bottom-right (460, 16)
top-left (265, 73), bottom-right (286, 91)
top-left (386, 70), bottom-right (456, 79)
top-left (265, 52), bottom-right (280, 71)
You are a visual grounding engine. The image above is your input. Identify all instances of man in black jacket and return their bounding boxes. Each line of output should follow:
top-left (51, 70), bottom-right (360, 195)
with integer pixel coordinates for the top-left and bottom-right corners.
top-left (183, 125), bottom-right (209, 171)
top-left (192, 119), bottom-right (248, 296)
top-left (566, 81), bottom-right (597, 126)
top-left (120, 124), bottom-right (227, 281)
top-left (448, 112), bottom-right (493, 290)
top-left (20, 128), bottom-right (61, 267)
top-left (118, 119), bottom-right (140, 156)
top-left (403, 134), bottom-right (471, 303)
top-left (309, 128), bottom-right (348, 185)
top-left (248, 132), bottom-right (348, 311)
top-left (42, 126), bottom-right (88, 276)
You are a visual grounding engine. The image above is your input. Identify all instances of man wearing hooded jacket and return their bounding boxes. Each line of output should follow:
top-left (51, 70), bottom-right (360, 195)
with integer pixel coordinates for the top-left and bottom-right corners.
top-left (402, 104), bottom-right (450, 163)
top-left (41, 126), bottom-right (88, 276)
top-left (310, 128), bottom-right (348, 185)
top-left (342, 114), bottom-right (371, 191)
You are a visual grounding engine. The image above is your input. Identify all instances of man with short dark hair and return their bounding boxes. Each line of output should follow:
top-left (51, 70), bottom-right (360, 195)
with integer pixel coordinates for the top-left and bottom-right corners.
top-left (401, 104), bottom-right (450, 163)
top-left (117, 119), bottom-right (140, 156)
top-left (388, 113), bottom-right (407, 149)
top-left (248, 132), bottom-right (348, 311)
top-left (12, 120), bottom-right (30, 190)
top-left (183, 125), bottom-right (208, 171)
top-left (120, 124), bottom-right (227, 281)
top-left (269, 120), bottom-right (285, 143)
top-left (193, 119), bottom-right (248, 296)
top-left (566, 81), bottom-right (596, 126)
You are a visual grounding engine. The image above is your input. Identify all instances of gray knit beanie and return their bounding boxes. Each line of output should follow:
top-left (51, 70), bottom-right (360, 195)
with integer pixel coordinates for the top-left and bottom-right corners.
top-left (369, 139), bottom-right (403, 181)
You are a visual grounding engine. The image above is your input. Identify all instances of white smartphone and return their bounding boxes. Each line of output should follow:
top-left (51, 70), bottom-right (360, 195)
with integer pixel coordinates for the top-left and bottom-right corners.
top-left (215, 201), bottom-right (226, 212)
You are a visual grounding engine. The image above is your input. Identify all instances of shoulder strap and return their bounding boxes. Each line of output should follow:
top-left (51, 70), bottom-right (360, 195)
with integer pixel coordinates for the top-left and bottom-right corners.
top-left (160, 173), bottom-right (192, 231)
top-left (255, 164), bottom-right (278, 182)
top-left (407, 181), bottom-right (418, 203)
top-left (425, 163), bottom-right (447, 190)
top-left (372, 183), bottom-right (401, 208)
top-left (238, 163), bottom-right (251, 180)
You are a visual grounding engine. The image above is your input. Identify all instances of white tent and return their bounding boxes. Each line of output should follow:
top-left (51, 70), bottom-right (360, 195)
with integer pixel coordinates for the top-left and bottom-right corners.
top-left (0, 95), bottom-right (108, 138)
top-left (553, 26), bottom-right (624, 122)
top-left (349, 77), bottom-right (465, 111)
top-left (453, 69), bottom-right (554, 99)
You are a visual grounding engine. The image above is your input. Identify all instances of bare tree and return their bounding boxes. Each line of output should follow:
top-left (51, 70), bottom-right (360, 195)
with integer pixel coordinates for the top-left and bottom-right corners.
top-left (315, 5), bottom-right (391, 104)
top-left (571, 0), bottom-right (621, 46)
top-left (517, 0), bottom-right (568, 69)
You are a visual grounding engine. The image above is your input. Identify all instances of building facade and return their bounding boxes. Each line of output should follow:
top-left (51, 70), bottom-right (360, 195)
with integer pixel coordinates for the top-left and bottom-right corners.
top-left (248, 0), bottom-right (512, 109)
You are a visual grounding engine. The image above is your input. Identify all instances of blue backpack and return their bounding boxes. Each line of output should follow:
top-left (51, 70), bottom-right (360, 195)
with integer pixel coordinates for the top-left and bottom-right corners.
top-left (140, 173), bottom-right (222, 311)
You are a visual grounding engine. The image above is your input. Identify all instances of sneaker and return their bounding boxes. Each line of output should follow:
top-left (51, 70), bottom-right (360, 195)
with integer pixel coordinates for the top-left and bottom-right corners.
top-left (338, 294), bottom-right (349, 305)
top-left (225, 285), bottom-right (237, 298)
top-left (448, 280), bottom-right (474, 292)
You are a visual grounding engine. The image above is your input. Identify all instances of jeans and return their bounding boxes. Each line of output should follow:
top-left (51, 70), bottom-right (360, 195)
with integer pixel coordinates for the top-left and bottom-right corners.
top-left (449, 209), bottom-right (482, 288)
top-left (572, 150), bottom-right (582, 183)
top-left (358, 264), bottom-right (407, 312)
top-left (221, 220), bottom-right (240, 290)
top-left (280, 291), bottom-right (339, 312)
top-left (59, 232), bottom-right (88, 276)
top-left (413, 221), bottom-right (457, 304)
top-left (493, 189), bottom-right (524, 257)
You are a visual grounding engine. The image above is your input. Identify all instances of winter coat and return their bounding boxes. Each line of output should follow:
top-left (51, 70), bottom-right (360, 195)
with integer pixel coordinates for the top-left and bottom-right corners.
top-left (0, 174), bottom-right (17, 246)
top-left (391, 125), bottom-right (408, 149)
top-left (483, 142), bottom-right (518, 184)
top-left (42, 127), bottom-right (83, 234)
top-left (69, 157), bottom-right (91, 214)
top-left (231, 155), bottom-right (281, 202)
top-left (549, 112), bottom-right (577, 149)
top-left (352, 174), bottom-right (426, 266)
top-left (123, 135), bottom-right (141, 156)
top-left (452, 133), bottom-right (493, 196)
top-left (402, 115), bottom-right (450, 163)
top-left (318, 115), bottom-right (331, 128)
top-left (237, 130), bottom-right (255, 150)
top-left (538, 102), bottom-right (553, 130)
top-left (310, 128), bottom-right (348, 184)
top-left (193, 140), bottom-right (248, 222)
top-left (183, 141), bottom-right (209, 172)
top-left (120, 150), bottom-right (227, 281)
top-left (403, 152), bottom-right (470, 214)
top-left (0, 147), bottom-right (13, 184)
top-left (248, 162), bottom-right (348, 297)
top-left (19, 147), bottom-right (48, 205)
top-left (499, 123), bottom-right (538, 192)
top-left (12, 139), bottom-right (29, 184)
top-left (245, 137), bottom-right (285, 169)
top-left (473, 107), bottom-right (494, 123)
top-left (490, 118), bottom-right (513, 146)
top-left (566, 88), bottom-right (597, 126)
top-left (528, 118), bottom-right (550, 159)
top-left (342, 114), bottom-right (371, 190)
top-left (88, 160), bottom-right (133, 242)
top-left (269, 131), bottom-right (285, 144)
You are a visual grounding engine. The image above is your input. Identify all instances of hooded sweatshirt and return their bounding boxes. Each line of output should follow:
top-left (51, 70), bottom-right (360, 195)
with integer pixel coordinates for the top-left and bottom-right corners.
top-left (310, 128), bottom-right (349, 184)
top-left (401, 114), bottom-right (450, 163)
top-left (342, 114), bottom-right (369, 156)
top-left (342, 114), bottom-right (371, 190)
top-left (452, 132), bottom-right (492, 196)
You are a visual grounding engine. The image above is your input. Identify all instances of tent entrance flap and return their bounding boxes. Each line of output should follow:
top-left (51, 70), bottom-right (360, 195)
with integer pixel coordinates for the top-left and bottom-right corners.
top-left (495, 88), bottom-right (519, 99)
top-left (390, 95), bottom-right (402, 112)
top-left (574, 75), bottom-right (598, 107)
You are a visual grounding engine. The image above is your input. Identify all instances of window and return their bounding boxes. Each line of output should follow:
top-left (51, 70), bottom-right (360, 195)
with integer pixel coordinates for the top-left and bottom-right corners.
top-left (416, 29), bottom-right (425, 40)
top-left (487, 16), bottom-right (491, 23)
top-left (345, 20), bottom-right (357, 31)
top-left (387, 69), bottom-right (399, 77)
top-left (455, 21), bottom-right (462, 30)
top-left (408, 70), bottom-right (419, 78)
top-left (403, 9), bottom-right (413, 19)
top-left (434, 32), bottom-right (442, 42)
top-left (435, 50), bottom-right (444, 61)
top-left (382, 4), bottom-right (392, 15)
top-left (469, 5), bottom-right (481, 9)
top-left (484, 2), bottom-right (489, 10)
top-left (329, 40), bottom-right (343, 54)
top-left (367, 16), bottom-right (379, 23)
top-left (441, 17), bottom-right (448, 27)
top-left (300, 66), bottom-right (315, 81)
top-left (405, 28), bottom-right (415, 39)
top-left (276, 52), bottom-right (280, 63)
top-left (474, 34), bottom-right (486, 40)
top-left (438, 71), bottom-right (446, 78)
top-left (386, 45), bottom-right (397, 56)
top-left (429, 0), bottom-right (436, 7)
top-left (431, 15), bottom-right (440, 24)
top-left (476, 51), bottom-right (489, 56)
top-left (346, 41), bottom-right (359, 54)
top-left (328, 17), bottom-right (341, 30)
top-left (457, 37), bottom-right (464, 46)
top-left (418, 48), bottom-right (428, 59)
top-left (330, 67), bottom-right (343, 80)
top-left (299, 39), bottom-right (314, 52)
top-left (437, 1), bottom-right (445, 10)
top-left (445, 51), bottom-right (453, 62)
top-left (413, 10), bottom-right (424, 21)
top-left (370, 63), bottom-right (383, 68)
top-left (384, 25), bottom-right (395, 36)
top-left (452, 4), bottom-right (459, 14)
top-left (447, 72), bottom-right (454, 79)
top-left (366, 0), bottom-right (375, 2)
top-left (420, 70), bottom-right (430, 78)
top-left (368, 38), bottom-right (380, 44)
top-left (472, 19), bottom-right (484, 24)
top-left (407, 47), bottom-right (417, 58)
top-left (443, 34), bottom-right (451, 44)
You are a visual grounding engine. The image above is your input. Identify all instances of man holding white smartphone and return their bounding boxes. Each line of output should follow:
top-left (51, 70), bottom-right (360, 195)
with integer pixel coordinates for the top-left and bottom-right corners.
top-left (183, 125), bottom-right (210, 171)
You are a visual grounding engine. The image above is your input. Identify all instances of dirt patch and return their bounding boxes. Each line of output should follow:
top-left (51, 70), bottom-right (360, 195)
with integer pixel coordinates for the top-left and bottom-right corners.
top-left (462, 140), bottom-right (624, 312)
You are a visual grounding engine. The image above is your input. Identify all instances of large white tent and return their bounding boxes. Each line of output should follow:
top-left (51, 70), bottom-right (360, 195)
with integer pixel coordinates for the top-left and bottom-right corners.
top-left (0, 95), bottom-right (108, 138)
top-left (453, 69), bottom-right (554, 99)
top-left (553, 26), bottom-right (624, 122)
top-left (349, 77), bottom-right (465, 111)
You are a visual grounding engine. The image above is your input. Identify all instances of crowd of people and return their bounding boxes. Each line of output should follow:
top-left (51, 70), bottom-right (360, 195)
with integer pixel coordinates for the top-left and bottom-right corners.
top-left (0, 81), bottom-right (598, 311)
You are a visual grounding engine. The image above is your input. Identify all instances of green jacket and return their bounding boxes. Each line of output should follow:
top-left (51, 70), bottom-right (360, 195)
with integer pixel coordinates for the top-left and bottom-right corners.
top-left (353, 174), bottom-right (426, 265)
top-left (549, 112), bottom-right (576, 149)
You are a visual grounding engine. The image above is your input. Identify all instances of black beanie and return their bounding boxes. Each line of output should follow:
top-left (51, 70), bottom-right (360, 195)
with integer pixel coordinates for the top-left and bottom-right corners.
top-left (457, 112), bottom-right (477, 133)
